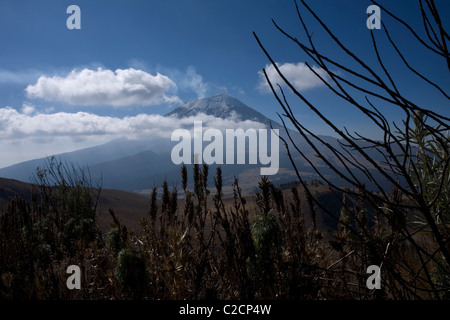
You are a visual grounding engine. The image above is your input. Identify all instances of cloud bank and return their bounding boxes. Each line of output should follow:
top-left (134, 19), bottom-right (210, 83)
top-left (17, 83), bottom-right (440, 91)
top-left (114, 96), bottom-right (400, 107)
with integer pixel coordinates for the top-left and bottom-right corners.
top-left (26, 68), bottom-right (181, 107)
top-left (0, 106), bottom-right (265, 143)
top-left (257, 62), bottom-right (329, 93)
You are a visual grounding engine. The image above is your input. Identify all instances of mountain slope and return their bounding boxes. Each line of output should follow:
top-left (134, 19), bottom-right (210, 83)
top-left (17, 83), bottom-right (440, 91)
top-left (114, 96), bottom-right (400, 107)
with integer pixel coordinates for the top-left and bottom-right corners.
top-left (0, 94), bottom-right (292, 191)
top-left (0, 94), bottom-right (390, 194)
top-left (0, 178), bottom-right (34, 210)
top-left (166, 94), bottom-right (282, 128)
top-left (0, 138), bottom-right (155, 183)
top-left (89, 150), bottom-right (176, 191)
top-left (0, 177), bottom-right (148, 231)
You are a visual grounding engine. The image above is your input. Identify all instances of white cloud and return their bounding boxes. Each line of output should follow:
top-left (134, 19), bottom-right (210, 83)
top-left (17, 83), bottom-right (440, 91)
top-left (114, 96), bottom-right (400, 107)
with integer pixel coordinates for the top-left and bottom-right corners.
top-left (182, 66), bottom-right (209, 98)
top-left (21, 102), bottom-right (36, 115)
top-left (26, 68), bottom-right (181, 107)
top-left (161, 66), bottom-right (210, 99)
top-left (0, 105), bottom-right (267, 168)
top-left (257, 62), bottom-right (329, 93)
top-left (0, 107), bottom-right (265, 142)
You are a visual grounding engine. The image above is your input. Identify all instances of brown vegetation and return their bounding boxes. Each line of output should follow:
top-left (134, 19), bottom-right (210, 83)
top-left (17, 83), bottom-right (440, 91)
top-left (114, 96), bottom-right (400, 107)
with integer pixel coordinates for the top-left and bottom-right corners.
top-left (0, 157), bottom-right (448, 300)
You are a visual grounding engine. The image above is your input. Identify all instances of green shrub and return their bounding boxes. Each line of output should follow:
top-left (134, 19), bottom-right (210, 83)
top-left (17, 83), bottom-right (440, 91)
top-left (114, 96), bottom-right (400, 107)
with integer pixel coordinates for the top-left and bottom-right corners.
top-left (115, 248), bottom-right (147, 299)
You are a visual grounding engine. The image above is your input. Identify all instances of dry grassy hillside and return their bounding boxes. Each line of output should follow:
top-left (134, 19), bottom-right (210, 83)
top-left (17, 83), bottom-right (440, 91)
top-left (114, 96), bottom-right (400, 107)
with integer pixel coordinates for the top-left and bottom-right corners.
top-left (0, 177), bottom-right (149, 232)
top-left (0, 176), bottom-right (342, 233)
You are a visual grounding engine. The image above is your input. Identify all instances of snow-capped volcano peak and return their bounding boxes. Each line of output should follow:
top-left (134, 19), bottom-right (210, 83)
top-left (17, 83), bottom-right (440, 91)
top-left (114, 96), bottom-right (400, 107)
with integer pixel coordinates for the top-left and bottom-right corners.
top-left (165, 94), bottom-right (277, 126)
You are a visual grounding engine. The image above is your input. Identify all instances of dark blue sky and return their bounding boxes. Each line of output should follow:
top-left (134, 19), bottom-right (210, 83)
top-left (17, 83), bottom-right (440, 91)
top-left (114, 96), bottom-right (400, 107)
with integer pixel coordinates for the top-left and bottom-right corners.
top-left (0, 0), bottom-right (448, 167)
